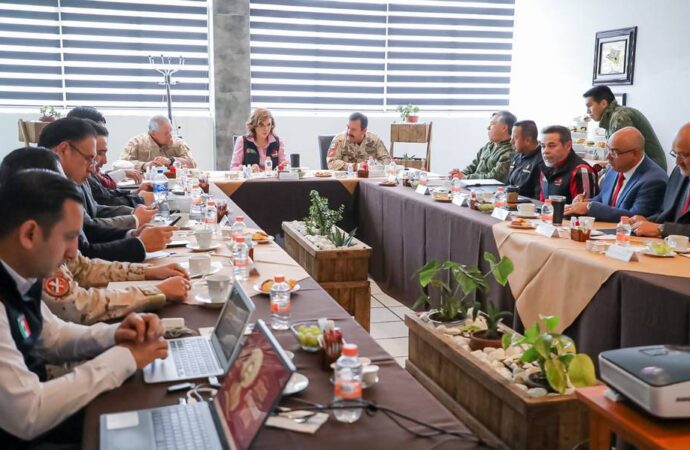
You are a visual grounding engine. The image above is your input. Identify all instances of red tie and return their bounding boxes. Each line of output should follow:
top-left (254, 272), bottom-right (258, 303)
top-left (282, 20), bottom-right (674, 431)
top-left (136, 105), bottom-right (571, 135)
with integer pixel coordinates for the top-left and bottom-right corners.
top-left (610, 173), bottom-right (625, 206)
top-left (682, 190), bottom-right (690, 216)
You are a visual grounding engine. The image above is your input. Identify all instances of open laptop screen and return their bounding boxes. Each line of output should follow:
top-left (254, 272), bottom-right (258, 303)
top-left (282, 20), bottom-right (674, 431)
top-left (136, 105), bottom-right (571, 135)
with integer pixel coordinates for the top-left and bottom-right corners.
top-left (213, 284), bottom-right (254, 363)
top-left (215, 320), bottom-right (294, 450)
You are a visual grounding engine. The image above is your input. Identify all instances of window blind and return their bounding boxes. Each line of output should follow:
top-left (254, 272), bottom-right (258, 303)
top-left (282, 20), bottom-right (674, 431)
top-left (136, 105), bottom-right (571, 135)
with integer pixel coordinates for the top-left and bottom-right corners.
top-left (250, 0), bottom-right (514, 112)
top-left (0, 0), bottom-right (210, 109)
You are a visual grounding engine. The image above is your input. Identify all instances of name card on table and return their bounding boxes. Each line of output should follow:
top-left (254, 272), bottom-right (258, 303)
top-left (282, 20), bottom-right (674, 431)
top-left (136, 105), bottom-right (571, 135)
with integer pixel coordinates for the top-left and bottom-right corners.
top-left (491, 208), bottom-right (511, 221)
top-left (452, 196), bottom-right (467, 207)
top-left (219, 215), bottom-right (231, 228)
top-left (278, 171), bottom-right (299, 180)
top-left (536, 223), bottom-right (559, 238)
top-left (415, 184), bottom-right (430, 195)
top-left (605, 244), bottom-right (639, 262)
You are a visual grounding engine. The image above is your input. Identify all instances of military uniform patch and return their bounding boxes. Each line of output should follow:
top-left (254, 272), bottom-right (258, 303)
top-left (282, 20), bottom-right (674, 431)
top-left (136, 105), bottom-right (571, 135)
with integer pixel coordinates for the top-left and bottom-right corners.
top-left (43, 275), bottom-right (70, 298)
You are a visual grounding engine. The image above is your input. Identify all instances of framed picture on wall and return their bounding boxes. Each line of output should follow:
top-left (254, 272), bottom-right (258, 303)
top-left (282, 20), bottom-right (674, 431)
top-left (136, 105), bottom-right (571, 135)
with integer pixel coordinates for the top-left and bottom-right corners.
top-left (592, 26), bottom-right (637, 85)
top-left (613, 92), bottom-right (627, 106)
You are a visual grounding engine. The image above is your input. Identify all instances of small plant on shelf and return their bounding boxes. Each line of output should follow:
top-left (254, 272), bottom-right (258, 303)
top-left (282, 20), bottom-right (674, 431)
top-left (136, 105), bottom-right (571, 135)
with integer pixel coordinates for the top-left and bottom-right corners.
top-left (396, 104), bottom-right (420, 122)
top-left (39, 105), bottom-right (61, 122)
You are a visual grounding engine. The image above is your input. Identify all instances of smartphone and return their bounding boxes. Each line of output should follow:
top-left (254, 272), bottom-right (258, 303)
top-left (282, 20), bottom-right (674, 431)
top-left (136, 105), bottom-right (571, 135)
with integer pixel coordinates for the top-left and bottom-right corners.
top-left (167, 382), bottom-right (194, 393)
top-left (169, 214), bottom-right (182, 226)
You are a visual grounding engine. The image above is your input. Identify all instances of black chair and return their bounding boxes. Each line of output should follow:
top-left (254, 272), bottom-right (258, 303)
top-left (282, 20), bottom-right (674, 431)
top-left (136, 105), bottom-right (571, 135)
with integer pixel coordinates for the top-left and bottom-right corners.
top-left (318, 135), bottom-right (335, 169)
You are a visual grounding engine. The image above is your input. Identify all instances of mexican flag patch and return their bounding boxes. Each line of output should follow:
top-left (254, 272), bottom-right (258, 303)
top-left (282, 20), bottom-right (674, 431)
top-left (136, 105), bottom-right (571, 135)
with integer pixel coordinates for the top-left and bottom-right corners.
top-left (17, 314), bottom-right (31, 339)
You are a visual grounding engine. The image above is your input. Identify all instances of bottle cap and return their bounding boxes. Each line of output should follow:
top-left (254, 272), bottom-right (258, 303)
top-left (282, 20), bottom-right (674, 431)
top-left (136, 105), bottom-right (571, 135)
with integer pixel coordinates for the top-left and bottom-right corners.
top-left (235, 235), bottom-right (245, 243)
top-left (236, 216), bottom-right (244, 222)
top-left (274, 274), bottom-right (285, 282)
top-left (342, 343), bottom-right (358, 357)
top-left (621, 216), bottom-right (630, 222)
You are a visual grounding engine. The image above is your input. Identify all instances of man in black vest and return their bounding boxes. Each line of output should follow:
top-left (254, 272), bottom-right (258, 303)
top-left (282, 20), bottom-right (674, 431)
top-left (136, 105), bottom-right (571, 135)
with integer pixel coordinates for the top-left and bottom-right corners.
top-left (0, 170), bottom-right (168, 449)
top-left (507, 119), bottom-right (543, 198)
top-left (539, 125), bottom-right (598, 203)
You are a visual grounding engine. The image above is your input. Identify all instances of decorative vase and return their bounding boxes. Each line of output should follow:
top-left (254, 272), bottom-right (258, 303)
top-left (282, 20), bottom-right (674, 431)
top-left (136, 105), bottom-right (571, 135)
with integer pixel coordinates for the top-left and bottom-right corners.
top-left (427, 310), bottom-right (464, 326)
top-left (406, 115), bottom-right (419, 123)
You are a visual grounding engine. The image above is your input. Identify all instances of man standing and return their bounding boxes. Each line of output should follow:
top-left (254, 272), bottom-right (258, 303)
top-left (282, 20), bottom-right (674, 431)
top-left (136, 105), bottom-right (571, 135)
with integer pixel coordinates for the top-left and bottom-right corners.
top-left (566, 127), bottom-right (667, 222)
top-left (326, 112), bottom-right (391, 170)
top-left (0, 170), bottom-right (168, 448)
top-left (121, 115), bottom-right (196, 171)
top-left (449, 111), bottom-right (516, 182)
top-left (507, 120), bottom-right (543, 198)
top-left (539, 125), bottom-right (598, 203)
top-left (583, 85), bottom-right (667, 170)
top-left (631, 122), bottom-right (690, 237)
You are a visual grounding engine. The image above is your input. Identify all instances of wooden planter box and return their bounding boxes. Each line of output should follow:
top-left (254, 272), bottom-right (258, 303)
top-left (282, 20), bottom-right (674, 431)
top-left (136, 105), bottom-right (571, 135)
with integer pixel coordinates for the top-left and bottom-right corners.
top-left (282, 222), bottom-right (372, 331)
top-left (405, 314), bottom-right (588, 450)
top-left (17, 120), bottom-right (50, 144)
top-left (393, 157), bottom-right (425, 170)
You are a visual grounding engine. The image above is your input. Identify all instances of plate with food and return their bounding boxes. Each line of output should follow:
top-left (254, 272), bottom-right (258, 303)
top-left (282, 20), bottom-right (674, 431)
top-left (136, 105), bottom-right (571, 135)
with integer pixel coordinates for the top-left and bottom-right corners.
top-left (251, 230), bottom-right (274, 244)
top-left (314, 170), bottom-right (332, 178)
top-left (508, 218), bottom-right (536, 229)
top-left (253, 278), bottom-right (300, 294)
top-left (643, 242), bottom-right (677, 258)
top-left (378, 180), bottom-right (397, 187)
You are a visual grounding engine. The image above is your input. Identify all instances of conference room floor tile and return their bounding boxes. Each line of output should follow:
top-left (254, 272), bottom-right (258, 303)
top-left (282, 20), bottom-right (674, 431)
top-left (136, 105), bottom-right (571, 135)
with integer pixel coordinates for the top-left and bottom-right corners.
top-left (376, 337), bottom-right (409, 358)
top-left (372, 293), bottom-right (403, 308)
top-left (394, 357), bottom-right (407, 368)
top-left (387, 306), bottom-right (414, 320)
top-left (370, 298), bottom-right (386, 308)
top-left (370, 321), bottom-right (408, 339)
top-left (370, 307), bottom-right (401, 323)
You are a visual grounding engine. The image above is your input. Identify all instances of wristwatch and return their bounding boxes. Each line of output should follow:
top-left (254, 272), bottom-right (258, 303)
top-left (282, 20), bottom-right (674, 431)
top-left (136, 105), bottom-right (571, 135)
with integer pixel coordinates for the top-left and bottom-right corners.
top-left (169, 156), bottom-right (175, 166)
top-left (657, 223), bottom-right (664, 237)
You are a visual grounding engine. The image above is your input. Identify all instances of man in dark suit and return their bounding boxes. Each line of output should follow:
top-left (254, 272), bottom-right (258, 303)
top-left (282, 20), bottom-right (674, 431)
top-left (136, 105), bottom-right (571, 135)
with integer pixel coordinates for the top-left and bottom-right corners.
top-left (632, 122), bottom-right (690, 237)
top-left (565, 127), bottom-right (667, 222)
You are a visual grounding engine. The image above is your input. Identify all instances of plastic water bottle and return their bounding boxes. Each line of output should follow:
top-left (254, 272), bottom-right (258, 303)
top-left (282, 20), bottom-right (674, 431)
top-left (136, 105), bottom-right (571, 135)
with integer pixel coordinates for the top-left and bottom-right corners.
top-left (205, 197), bottom-right (218, 234)
top-left (231, 216), bottom-right (247, 239)
top-left (264, 157), bottom-right (273, 175)
top-left (232, 235), bottom-right (249, 281)
top-left (152, 167), bottom-right (168, 204)
top-left (616, 216), bottom-right (632, 246)
top-left (173, 160), bottom-right (183, 186)
top-left (333, 343), bottom-right (363, 423)
top-left (451, 176), bottom-right (462, 199)
top-left (540, 199), bottom-right (553, 222)
top-left (346, 163), bottom-right (354, 177)
top-left (189, 188), bottom-right (203, 223)
top-left (269, 275), bottom-right (291, 330)
top-left (494, 186), bottom-right (507, 208)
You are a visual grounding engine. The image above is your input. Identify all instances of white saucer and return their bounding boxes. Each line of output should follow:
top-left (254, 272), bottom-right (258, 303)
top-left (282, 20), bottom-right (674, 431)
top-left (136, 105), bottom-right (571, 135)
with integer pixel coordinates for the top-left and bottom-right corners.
top-left (673, 248), bottom-right (690, 254)
top-left (253, 235), bottom-right (275, 245)
top-left (186, 243), bottom-right (221, 252)
top-left (180, 261), bottom-right (223, 277)
top-left (253, 283), bottom-right (301, 295)
top-left (195, 293), bottom-right (226, 309)
top-left (283, 372), bottom-right (309, 395)
top-left (516, 213), bottom-right (539, 219)
top-left (642, 250), bottom-right (677, 258)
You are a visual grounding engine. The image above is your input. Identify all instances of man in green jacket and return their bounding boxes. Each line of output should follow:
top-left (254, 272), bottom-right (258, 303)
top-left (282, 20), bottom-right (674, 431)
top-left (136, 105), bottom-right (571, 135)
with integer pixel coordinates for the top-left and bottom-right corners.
top-left (449, 111), bottom-right (515, 182)
top-left (583, 85), bottom-right (667, 170)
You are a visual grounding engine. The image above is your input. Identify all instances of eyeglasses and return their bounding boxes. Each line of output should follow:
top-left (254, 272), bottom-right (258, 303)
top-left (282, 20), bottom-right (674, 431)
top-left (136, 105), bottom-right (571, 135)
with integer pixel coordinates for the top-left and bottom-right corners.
top-left (68, 141), bottom-right (97, 167)
top-left (606, 147), bottom-right (637, 158)
top-left (670, 150), bottom-right (690, 160)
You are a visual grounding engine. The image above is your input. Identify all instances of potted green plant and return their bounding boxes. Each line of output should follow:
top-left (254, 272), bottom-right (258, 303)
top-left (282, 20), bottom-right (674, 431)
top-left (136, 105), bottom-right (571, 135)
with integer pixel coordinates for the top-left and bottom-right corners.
top-left (413, 252), bottom-right (513, 324)
top-left (304, 190), bottom-right (344, 237)
top-left (502, 315), bottom-right (597, 394)
top-left (468, 301), bottom-right (512, 351)
top-left (396, 104), bottom-right (420, 123)
top-left (39, 105), bottom-right (61, 122)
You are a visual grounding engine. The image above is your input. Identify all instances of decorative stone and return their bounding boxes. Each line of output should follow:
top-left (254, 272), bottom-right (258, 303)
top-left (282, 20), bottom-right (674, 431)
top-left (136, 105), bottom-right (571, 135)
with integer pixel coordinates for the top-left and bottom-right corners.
top-left (496, 367), bottom-right (512, 380)
top-left (488, 348), bottom-right (505, 361)
top-left (514, 383), bottom-right (528, 392)
top-left (483, 346), bottom-right (496, 354)
top-left (505, 346), bottom-right (523, 358)
top-left (443, 327), bottom-right (462, 336)
top-left (527, 388), bottom-right (547, 398)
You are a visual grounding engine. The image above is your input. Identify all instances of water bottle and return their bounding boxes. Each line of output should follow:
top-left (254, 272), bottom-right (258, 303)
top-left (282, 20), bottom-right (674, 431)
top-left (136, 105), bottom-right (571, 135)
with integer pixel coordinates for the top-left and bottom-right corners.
top-left (205, 197), bottom-right (218, 234)
top-left (616, 216), bottom-right (632, 246)
top-left (231, 216), bottom-right (247, 239)
top-left (264, 157), bottom-right (273, 175)
top-left (269, 274), bottom-right (291, 330)
top-left (451, 176), bottom-right (462, 199)
top-left (540, 199), bottom-right (553, 222)
top-left (173, 160), bottom-right (183, 186)
top-left (232, 235), bottom-right (249, 281)
top-left (152, 167), bottom-right (168, 203)
top-left (333, 343), bottom-right (363, 423)
top-left (346, 163), bottom-right (354, 177)
top-left (386, 161), bottom-right (397, 181)
top-left (494, 186), bottom-right (507, 208)
top-left (188, 188), bottom-right (203, 223)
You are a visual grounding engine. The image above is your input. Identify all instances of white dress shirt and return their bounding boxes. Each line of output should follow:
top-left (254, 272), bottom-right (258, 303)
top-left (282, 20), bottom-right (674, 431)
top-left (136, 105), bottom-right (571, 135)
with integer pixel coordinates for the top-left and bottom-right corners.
top-left (0, 259), bottom-right (136, 441)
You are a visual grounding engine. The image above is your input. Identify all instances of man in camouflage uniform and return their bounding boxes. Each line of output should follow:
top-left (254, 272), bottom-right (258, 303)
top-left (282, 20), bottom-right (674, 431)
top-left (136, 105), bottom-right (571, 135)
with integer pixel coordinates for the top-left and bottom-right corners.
top-left (42, 252), bottom-right (191, 324)
top-left (121, 114), bottom-right (197, 171)
top-left (326, 112), bottom-right (391, 170)
top-left (449, 111), bottom-right (516, 183)
top-left (583, 85), bottom-right (667, 170)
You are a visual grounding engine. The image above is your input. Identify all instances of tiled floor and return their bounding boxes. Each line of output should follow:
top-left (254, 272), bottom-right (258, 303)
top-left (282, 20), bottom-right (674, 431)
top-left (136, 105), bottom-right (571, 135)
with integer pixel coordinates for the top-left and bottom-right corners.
top-left (368, 279), bottom-right (414, 368)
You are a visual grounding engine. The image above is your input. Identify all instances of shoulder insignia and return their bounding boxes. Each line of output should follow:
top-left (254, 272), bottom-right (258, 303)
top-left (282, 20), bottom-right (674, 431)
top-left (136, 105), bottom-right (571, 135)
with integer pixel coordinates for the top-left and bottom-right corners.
top-left (43, 275), bottom-right (70, 298)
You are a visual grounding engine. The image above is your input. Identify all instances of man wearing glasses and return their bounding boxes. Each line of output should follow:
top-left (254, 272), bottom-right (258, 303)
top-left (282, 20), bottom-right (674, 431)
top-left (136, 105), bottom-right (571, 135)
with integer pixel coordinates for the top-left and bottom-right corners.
top-left (631, 122), bottom-right (690, 237)
top-left (565, 127), bottom-right (667, 222)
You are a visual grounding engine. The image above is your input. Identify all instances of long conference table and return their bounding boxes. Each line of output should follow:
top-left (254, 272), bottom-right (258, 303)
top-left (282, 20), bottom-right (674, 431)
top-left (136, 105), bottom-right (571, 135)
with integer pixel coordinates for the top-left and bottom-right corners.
top-left (213, 176), bottom-right (690, 362)
top-left (82, 185), bottom-right (482, 450)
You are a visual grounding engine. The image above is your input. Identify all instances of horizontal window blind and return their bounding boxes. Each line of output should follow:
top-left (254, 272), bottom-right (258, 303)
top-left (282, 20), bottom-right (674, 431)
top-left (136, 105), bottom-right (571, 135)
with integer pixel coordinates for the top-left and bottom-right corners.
top-left (250, 0), bottom-right (514, 112)
top-left (0, 0), bottom-right (210, 109)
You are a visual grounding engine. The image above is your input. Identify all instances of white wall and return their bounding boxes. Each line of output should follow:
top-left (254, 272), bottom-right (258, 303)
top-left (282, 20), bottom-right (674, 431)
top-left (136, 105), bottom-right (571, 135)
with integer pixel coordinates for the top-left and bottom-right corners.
top-left (510, 0), bottom-right (690, 171)
top-left (1, 110), bottom-right (215, 170)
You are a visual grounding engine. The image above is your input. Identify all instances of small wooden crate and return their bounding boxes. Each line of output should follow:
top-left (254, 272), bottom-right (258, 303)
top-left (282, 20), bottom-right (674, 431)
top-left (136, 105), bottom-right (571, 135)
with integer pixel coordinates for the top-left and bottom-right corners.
top-left (282, 222), bottom-right (371, 331)
top-left (405, 314), bottom-right (588, 450)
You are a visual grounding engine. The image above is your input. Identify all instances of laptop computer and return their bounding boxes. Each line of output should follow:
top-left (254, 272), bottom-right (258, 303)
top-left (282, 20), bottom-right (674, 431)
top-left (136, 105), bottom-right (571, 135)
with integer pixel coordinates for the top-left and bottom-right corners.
top-left (143, 281), bottom-right (255, 383)
top-left (100, 319), bottom-right (295, 450)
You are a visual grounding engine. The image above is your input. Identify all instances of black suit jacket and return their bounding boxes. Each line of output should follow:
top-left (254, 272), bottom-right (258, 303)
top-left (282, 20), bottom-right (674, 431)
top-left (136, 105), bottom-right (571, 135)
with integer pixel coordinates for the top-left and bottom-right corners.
top-left (87, 175), bottom-right (144, 208)
top-left (649, 166), bottom-right (690, 236)
top-left (80, 216), bottom-right (146, 262)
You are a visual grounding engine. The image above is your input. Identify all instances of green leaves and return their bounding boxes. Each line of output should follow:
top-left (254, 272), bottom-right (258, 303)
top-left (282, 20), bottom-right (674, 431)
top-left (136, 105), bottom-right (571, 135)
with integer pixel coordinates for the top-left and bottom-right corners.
top-left (568, 354), bottom-right (597, 388)
top-left (415, 260), bottom-right (440, 287)
top-left (305, 190), bottom-right (344, 236)
top-left (484, 252), bottom-right (514, 286)
top-left (544, 359), bottom-right (568, 394)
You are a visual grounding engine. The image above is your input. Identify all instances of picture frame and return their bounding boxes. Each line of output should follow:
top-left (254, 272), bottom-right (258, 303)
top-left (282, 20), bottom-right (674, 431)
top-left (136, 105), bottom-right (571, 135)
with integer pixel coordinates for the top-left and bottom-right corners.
top-left (613, 92), bottom-right (627, 106)
top-left (592, 26), bottom-right (637, 85)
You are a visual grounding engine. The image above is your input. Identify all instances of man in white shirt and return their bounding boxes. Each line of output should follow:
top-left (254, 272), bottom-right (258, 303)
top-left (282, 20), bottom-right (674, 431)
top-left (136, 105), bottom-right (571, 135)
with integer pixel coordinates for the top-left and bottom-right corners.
top-left (0, 170), bottom-right (168, 449)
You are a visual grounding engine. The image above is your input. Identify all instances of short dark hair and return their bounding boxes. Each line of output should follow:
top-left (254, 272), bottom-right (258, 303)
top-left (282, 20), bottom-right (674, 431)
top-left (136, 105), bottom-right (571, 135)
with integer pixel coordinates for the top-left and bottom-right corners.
top-left (492, 110), bottom-right (517, 132)
top-left (38, 117), bottom-right (97, 150)
top-left (67, 106), bottom-right (106, 124)
top-left (349, 112), bottom-right (368, 130)
top-left (541, 125), bottom-right (572, 145)
top-left (0, 147), bottom-right (61, 180)
top-left (582, 85), bottom-right (615, 104)
top-left (84, 119), bottom-right (109, 137)
top-left (0, 169), bottom-right (83, 238)
top-left (514, 120), bottom-right (538, 142)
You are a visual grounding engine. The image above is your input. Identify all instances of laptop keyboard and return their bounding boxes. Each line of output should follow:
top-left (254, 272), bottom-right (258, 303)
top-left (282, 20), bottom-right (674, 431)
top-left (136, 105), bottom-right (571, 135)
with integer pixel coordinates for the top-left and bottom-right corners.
top-left (170, 338), bottom-right (221, 378)
top-left (152, 403), bottom-right (221, 450)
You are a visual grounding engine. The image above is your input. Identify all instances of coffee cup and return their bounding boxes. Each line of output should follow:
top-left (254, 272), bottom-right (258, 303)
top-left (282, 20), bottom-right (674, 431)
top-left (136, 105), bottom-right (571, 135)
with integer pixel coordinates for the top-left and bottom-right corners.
top-left (362, 364), bottom-right (380, 385)
top-left (665, 235), bottom-right (689, 252)
top-left (517, 203), bottom-right (536, 217)
top-left (579, 216), bottom-right (595, 231)
top-left (206, 274), bottom-right (232, 302)
top-left (194, 229), bottom-right (213, 249)
top-left (188, 254), bottom-right (211, 276)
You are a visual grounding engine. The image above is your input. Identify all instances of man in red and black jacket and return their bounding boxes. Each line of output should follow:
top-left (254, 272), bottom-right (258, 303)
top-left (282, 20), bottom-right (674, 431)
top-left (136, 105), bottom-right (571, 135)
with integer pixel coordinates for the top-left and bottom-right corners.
top-left (539, 125), bottom-right (598, 203)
